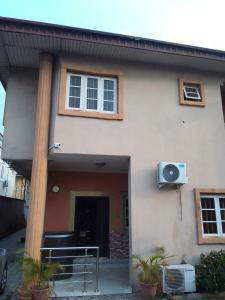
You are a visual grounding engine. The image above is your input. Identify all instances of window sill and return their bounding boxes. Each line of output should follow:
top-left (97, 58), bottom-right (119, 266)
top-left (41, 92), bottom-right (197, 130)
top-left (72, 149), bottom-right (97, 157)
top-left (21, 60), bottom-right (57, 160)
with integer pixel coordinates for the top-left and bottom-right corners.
top-left (58, 108), bottom-right (123, 120)
top-left (198, 236), bottom-right (225, 245)
top-left (180, 100), bottom-right (205, 107)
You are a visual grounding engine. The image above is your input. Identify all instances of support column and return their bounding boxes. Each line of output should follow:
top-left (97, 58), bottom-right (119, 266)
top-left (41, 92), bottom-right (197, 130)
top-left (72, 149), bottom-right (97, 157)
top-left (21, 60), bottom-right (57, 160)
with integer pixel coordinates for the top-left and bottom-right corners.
top-left (25, 53), bottom-right (53, 260)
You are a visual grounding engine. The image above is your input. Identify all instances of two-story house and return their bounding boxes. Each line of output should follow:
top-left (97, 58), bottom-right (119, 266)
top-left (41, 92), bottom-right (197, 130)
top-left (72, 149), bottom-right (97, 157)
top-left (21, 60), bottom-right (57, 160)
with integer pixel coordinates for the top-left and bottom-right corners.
top-left (1, 17), bottom-right (225, 296)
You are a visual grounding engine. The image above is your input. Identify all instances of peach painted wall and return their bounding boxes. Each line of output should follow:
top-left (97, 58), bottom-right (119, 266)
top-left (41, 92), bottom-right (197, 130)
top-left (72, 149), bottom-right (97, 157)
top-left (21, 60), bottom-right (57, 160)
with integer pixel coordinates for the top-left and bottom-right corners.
top-left (44, 171), bottom-right (128, 233)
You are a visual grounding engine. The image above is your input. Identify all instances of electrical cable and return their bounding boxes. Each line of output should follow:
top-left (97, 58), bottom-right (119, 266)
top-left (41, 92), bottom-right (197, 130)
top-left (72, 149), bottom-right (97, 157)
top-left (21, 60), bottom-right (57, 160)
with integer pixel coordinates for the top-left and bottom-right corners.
top-left (179, 186), bottom-right (183, 221)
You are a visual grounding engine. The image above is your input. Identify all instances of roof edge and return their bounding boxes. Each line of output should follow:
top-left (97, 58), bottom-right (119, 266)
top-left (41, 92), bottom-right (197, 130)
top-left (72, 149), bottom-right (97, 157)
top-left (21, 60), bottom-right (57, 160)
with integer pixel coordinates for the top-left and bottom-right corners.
top-left (0, 16), bottom-right (225, 60)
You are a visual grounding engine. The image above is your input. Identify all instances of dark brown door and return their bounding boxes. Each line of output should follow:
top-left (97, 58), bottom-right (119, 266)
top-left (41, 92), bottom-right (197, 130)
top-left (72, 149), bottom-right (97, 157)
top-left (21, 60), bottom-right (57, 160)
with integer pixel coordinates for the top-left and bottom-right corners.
top-left (74, 196), bottom-right (109, 257)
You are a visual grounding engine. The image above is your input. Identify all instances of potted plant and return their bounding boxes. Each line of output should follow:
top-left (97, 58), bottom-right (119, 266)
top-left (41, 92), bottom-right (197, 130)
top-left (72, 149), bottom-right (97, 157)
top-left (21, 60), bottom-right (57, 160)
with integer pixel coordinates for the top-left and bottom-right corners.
top-left (17, 253), bottom-right (63, 300)
top-left (132, 247), bottom-right (170, 299)
top-left (17, 283), bottom-right (32, 300)
top-left (17, 254), bottom-right (33, 300)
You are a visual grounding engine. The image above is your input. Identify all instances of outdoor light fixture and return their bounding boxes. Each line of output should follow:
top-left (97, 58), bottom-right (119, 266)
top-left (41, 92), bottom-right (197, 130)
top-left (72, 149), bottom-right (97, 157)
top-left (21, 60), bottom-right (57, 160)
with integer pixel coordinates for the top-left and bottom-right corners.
top-left (52, 185), bottom-right (60, 193)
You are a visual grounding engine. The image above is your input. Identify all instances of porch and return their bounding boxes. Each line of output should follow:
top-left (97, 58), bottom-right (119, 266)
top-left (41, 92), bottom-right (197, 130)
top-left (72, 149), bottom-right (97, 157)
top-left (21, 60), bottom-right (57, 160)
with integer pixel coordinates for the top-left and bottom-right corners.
top-left (48, 256), bottom-right (130, 297)
top-left (42, 154), bottom-right (131, 296)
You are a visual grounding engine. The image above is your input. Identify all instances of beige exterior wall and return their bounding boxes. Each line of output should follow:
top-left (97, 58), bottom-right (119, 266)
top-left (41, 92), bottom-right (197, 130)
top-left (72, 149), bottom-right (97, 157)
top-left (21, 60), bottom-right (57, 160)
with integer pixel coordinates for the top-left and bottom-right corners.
top-left (50, 55), bottom-right (225, 264)
top-left (2, 68), bottom-right (38, 160)
top-left (3, 54), bottom-right (225, 264)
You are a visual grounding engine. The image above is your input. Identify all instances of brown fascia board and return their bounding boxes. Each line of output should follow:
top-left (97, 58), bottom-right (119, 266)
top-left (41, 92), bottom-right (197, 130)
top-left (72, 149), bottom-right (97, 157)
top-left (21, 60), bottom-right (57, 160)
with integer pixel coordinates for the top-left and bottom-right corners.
top-left (0, 16), bottom-right (225, 62)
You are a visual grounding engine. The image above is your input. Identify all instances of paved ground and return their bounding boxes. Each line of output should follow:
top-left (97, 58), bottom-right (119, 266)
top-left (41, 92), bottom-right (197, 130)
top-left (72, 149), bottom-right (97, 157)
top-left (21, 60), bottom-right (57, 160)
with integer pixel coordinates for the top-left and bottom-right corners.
top-left (61, 294), bottom-right (225, 300)
top-left (0, 229), bottom-right (224, 300)
top-left (58, 295), bottom-right (158, 300)
top-left (0, 228), bottom-right (26, 299)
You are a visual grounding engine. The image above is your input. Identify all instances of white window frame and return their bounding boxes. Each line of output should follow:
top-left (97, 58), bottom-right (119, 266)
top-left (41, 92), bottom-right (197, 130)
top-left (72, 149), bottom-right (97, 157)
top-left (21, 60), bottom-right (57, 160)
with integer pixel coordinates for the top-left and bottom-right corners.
top-left (66, 73), bottom-right (117, 114)
top-left (183, 85), bottom-right (201, 100)
top-left (200, 195), bottom-right (225, 238)
top-left (66, 73), bottom-right (83, 110)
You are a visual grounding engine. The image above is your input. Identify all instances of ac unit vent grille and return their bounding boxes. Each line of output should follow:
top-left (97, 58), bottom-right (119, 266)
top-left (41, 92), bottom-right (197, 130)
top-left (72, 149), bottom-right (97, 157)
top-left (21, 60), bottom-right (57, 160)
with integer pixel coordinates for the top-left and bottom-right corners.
top-left (163, 164), bottom-right (180, 182)
top-left (164, 268), bottom-right (185, 291)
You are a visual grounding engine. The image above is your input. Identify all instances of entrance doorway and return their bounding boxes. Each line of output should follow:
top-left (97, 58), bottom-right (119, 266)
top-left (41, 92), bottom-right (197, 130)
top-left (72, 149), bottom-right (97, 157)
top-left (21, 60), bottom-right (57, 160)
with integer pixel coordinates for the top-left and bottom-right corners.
top-left (74, 196), bottom-right (109, 257)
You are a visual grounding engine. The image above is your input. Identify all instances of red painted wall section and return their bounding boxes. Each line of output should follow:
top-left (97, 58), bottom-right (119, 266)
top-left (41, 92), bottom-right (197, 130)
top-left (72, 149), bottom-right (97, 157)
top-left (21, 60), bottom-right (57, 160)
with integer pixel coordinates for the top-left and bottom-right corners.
top-left (44, 171), bottom-right (128, 233)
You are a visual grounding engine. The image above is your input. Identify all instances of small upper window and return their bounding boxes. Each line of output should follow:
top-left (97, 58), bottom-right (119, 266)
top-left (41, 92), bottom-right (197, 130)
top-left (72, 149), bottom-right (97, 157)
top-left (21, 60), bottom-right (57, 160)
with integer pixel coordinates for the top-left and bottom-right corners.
top-left (179, 79), bottom-right (205, 107)
top-left (66, 73), bottom-right (117, 114)
top-left (183, 85), bottom-right (201, 101)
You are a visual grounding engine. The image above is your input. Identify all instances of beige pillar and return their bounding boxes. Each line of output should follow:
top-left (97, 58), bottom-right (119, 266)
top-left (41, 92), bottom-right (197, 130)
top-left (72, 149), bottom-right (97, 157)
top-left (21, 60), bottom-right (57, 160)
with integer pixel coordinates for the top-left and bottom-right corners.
top-left (24, 53), bottom-right (53, 260)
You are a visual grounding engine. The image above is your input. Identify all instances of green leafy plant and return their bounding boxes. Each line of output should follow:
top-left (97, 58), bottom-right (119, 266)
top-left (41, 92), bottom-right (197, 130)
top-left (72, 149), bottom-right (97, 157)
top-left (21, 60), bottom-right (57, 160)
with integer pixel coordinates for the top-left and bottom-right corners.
top-left (132, 247), bottom-right (171, 284)
top-left (16, 250), bottom-right (63, 292)
top-left (196, 250), bottom-right (225, 293)
top-left (22, 256), bottom-right (63, 289)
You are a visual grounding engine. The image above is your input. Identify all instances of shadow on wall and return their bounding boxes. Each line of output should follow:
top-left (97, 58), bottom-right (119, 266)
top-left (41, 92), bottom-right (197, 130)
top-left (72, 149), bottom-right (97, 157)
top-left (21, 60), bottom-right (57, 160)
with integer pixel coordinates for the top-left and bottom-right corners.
top-left (0, 196), bottom-right (26, 238)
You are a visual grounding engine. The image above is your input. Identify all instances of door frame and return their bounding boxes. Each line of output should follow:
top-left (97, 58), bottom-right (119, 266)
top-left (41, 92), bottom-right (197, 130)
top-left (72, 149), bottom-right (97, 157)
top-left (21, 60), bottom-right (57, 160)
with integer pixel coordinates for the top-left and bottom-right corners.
top-left (69, 191), bottom-right (112, 233)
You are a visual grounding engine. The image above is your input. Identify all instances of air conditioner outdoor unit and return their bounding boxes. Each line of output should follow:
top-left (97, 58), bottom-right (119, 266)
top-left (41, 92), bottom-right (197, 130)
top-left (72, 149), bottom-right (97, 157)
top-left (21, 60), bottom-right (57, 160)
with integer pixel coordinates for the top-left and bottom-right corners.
top-left (161, 264), bottom-right (196, 294)
top-left (157, 162), bottom-right (188, 187)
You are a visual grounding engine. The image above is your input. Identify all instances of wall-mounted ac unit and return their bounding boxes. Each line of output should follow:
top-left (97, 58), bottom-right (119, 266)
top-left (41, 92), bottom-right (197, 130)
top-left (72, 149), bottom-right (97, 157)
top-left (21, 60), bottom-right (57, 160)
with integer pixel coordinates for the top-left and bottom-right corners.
top-left (157, 162), bottom-right (188, 188)
top-left (161, 264), bottom-right (196, 294)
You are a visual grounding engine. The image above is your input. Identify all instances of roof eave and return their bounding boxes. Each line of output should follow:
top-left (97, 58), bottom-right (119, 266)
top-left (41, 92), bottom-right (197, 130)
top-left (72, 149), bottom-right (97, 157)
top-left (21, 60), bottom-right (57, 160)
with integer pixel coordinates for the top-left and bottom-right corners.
top-left (0, 16), bottom-right (225, 62)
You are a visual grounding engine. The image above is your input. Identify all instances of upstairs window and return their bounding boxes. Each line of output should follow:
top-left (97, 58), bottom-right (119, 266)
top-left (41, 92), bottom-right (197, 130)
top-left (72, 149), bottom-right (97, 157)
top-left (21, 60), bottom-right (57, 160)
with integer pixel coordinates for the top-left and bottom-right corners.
top-left (58, 64), bottom-right (123, 120)
top-left (183, 85), bottom-right (201, 101)
top-left (67, 74), bottom-right (117, 114)
top-left (179, 79), bottom-right (205, 107)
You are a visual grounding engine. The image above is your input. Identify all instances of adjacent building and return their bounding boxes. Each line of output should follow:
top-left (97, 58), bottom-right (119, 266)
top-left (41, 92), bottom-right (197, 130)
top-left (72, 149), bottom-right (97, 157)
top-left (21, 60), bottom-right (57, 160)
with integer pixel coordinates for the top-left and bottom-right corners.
top-left (0, 132), bottom-right (16, 197)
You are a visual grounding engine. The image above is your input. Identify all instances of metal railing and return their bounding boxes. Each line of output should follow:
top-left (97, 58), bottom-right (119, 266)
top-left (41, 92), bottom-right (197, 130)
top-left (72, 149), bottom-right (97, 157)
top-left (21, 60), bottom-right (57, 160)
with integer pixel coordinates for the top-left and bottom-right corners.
top-left (40, 246), bottom-right (99, 293)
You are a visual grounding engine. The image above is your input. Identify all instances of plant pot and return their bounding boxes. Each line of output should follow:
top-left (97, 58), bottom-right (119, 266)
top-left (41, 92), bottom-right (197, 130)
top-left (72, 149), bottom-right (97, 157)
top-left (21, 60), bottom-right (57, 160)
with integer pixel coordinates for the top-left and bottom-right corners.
top-left (30, 287), bottom-right (50, 300)
top-left (139, 282), bottom-right (158, 299)
top-left (17, 287), bottom-right (32, 300)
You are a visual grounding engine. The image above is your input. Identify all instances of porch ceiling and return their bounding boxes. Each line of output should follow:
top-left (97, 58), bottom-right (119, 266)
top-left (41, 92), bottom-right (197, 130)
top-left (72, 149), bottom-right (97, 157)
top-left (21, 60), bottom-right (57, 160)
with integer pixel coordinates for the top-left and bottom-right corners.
top-left (48, 154), bottom-right (130, 173)
top-left (10, 159), bottom-right (32, 179)
top-left (9, 154), bottom-right (129, 179)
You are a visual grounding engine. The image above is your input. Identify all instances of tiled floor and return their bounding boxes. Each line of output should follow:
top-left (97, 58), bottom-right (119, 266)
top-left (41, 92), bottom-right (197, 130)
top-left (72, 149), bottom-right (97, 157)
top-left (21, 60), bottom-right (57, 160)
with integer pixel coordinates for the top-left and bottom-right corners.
top-left (52, 260), bottom-right (131, 298)
top-left (1, 231), bottom-right (225, 300)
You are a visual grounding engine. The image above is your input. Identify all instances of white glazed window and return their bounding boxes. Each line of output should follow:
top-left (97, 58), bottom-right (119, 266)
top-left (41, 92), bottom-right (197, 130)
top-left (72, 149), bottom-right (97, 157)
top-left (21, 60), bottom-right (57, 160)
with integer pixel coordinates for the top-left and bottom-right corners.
top-left (66, 73), bottom-right (117, 114)
top-left (200, 195), bottom-right (225, 237)
top-left (183, 85), bottom-right (201, 101)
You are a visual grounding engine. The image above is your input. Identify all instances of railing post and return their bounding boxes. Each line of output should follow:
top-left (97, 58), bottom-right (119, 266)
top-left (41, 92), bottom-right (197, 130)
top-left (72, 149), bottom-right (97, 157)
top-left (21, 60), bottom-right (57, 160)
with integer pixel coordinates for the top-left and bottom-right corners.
top-left (48, 249), bottom-right (52, 263)
top-left (83, 248), bottom-right (88, 293)
top-left (95, 247), bottom-right (99, 292)
top-left (48, 249), bottom-right (55, 287)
